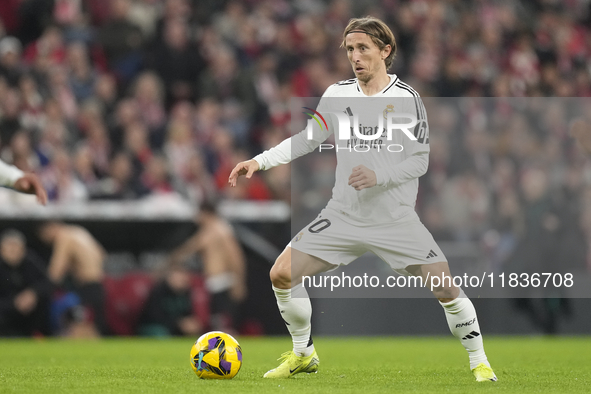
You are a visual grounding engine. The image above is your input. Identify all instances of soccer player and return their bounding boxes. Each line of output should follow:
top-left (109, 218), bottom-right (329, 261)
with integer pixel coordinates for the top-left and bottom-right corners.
top-left (0, 159), bottom-right (47, 205)
top-left (229, 17), bottom-right (497, 382)
top-left (38, 221), bottom-right (109, 335)
top-left (167, 201), bottom-right (247, 332)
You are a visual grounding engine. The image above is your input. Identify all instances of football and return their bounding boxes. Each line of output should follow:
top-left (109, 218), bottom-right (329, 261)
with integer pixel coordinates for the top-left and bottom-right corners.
top-left (190, 331), bottom-right (243, 379)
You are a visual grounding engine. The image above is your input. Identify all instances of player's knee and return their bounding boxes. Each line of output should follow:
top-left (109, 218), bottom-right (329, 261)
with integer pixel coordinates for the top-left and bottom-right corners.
top-left (270, 253), bottom-right (292, 288)
top-left (433, 285), bottom-right (459, 302)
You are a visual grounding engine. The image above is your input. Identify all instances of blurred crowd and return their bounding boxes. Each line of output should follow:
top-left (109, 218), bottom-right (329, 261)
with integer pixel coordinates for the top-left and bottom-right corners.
top-left (0, 2), bottom-right (590, 263)
top-left (0, 0), bottom-right (590, 206)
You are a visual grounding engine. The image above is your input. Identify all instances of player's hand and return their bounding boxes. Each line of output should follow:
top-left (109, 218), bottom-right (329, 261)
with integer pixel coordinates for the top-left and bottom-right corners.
top-left (13, 173), bottom-right (48, 205)
top-left (348, 165), bottom-right (377, 191)
top-left (14, 289), bottom-right (38, 315)
top-left (228, 159), bottom-right (260, 187)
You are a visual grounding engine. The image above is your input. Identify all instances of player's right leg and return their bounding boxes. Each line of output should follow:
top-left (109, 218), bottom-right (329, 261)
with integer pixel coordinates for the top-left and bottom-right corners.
top-left (407, 261), bottom-right (497, 382)
top-left (264, 246), bottom-right (335, 378)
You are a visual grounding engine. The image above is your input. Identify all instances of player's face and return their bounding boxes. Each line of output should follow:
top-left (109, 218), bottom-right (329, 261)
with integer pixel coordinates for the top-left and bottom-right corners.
top-left (345, 33), bottom-right (389, 83)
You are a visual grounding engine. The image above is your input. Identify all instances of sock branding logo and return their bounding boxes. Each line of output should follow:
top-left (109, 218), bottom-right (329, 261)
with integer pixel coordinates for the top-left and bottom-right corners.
top-left (462, 331), bottom-right (480, 340)
top-left (456, 318), bottom-right (476, 328)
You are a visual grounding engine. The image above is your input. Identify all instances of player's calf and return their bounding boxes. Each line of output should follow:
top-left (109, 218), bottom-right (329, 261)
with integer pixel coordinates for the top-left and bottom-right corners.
top-left (440, 288), bottom-right (494, 378)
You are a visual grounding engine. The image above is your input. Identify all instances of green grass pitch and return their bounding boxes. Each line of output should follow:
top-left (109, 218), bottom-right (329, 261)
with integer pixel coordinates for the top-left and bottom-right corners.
top-left (1, 336), bottom-right (590, 394)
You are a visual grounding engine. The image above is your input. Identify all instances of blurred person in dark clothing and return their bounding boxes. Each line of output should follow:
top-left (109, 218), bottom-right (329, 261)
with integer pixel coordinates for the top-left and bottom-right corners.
top-left (0, 229), bottom-right (51, 337)
top-left (38, 222), bottom-right (109, 335)
top-left (147, 19), bottom-right (204, 106)
top-left (153, 0), bottom-right (193, 39)
top-left (137, 264), bottom-right (202, 337)
top-left (66, 41), bottom-right (98, 103)
top-left (13, 0), bottom-right (54, 46)
top-left (98, 0), bottom-right (143, 84)
top-left (508, 168), bottom-right (569, 334)
top-left (0, 36), bottom-right (23, 87)
top-left (107, 98), bottom-right (141, 151)
top-left (197, 47), bottom-right (258, 121)
top-left (93, 73), bottom-right (118, 120)
top-left (0, 87), bottom-right (23, 146)
top-left (90, 150), bottom-right (148, 199)
top-left (123, 121), bottom-right (153, 178)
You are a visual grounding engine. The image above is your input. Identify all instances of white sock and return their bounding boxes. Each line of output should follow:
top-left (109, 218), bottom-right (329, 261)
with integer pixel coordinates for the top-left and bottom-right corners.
top-left (440, 289), bottom-right (489, 370)
top-left (273, 283), bottom-right (315, 357)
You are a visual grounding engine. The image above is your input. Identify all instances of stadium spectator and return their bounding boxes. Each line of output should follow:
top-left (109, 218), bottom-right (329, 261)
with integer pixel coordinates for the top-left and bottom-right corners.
top-left (90, 150), bottom-right (147, 199)
top-left (22, 25), bottom-right (65, 69)
top-left (66, 41), bottom-right (98, 103)
top-left (4, 130), bottom-right (39, 172)
top-left (0, 87), bottom-right (23, 146)
top-left (47, 65), bottom-right (78, 121)
top-left (130, 71), bottom-right (167, 142)
top-left (98, 0), bottom-right (143, 84)
top-left (72, 143), bottom-right (98, 189)
top-left (140, 153), bottom-right (174, 194)
top-left (40, 147), bottom-right (88, 202)
top-left (123, 121), bottom-right (153, 179)
top-left (177, 151), bottom-right (217, 206)
top-left (93, 73), bottom-right (118, 120)
top-left (146, 19), bottom-right (204, 106)
top-left (0, 229), bottom-right (51, 337)
top-left (197, 46), bottom-right (258, 122)
top-left (137, 264), bottom-right (202, 337)
top-left (0, 36), bottom-right (23, 87)
top-left (153, 0), bottom-right (193, 39)
top-left (82, 118), bottom-right (111, 177)
top-left (506, 168), bottom-right (567, 334)
top-left (38, 221), bottom-right (109, 335)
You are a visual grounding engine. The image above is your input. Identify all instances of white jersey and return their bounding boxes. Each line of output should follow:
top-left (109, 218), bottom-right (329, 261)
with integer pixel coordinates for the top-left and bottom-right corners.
top-left (254, 74), bottom-right (429, 224)
top-left (0, 159), bottom-right (24, 188)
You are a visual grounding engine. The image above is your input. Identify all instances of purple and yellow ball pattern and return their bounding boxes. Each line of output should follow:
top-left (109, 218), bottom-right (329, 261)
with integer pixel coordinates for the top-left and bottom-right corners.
top-left (190, 331), bottom-right (242, 379)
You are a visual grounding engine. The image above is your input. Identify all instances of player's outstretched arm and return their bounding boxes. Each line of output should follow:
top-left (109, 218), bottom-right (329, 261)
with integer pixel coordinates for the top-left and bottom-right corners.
top-left (13, 173), bottom-right (48, 205)
top-left (228, 159), bottom-right (260, 187)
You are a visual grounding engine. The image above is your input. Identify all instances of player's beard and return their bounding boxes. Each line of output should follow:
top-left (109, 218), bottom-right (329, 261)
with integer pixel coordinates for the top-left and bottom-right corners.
top-left (356, 69), bottom-right (373, 83)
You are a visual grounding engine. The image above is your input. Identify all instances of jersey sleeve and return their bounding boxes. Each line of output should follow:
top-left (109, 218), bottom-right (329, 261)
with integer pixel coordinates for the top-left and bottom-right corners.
top-left (374, 95), bottom-right (430, 187)
top-left (253, 90), bottom-right (334, 171)
top-left (0, 159), bottom-right (24, 188)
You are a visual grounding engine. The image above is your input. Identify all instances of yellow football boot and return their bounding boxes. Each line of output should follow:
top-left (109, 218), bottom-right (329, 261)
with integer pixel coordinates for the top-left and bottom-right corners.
top-left (472, 363), bottom-right (498, 382)
top-left (263, 350), bottom-right (319, 378)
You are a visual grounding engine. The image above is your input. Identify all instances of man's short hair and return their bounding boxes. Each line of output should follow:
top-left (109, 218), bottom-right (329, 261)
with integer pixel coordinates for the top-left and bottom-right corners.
top-left (341, 16), bottom-right (397, 70)
top-left (199, 199), bottom-right (218, 215)
top-left (0, 229), bottom-right (26, 245)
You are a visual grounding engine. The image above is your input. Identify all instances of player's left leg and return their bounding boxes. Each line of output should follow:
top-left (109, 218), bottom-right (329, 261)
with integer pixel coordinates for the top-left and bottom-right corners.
top-left (407, 261), bottom-right (497, 382)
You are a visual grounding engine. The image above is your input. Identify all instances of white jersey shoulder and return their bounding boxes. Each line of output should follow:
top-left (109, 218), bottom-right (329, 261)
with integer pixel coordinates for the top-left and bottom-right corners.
top-left (322, 75), bottom-right (421, 99)
top-left (322, 78), bottom-right (357, 97)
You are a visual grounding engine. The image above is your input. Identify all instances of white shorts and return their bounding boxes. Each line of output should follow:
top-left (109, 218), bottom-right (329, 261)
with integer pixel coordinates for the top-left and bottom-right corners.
top-left (289, 207), bottom-right (446, 275)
